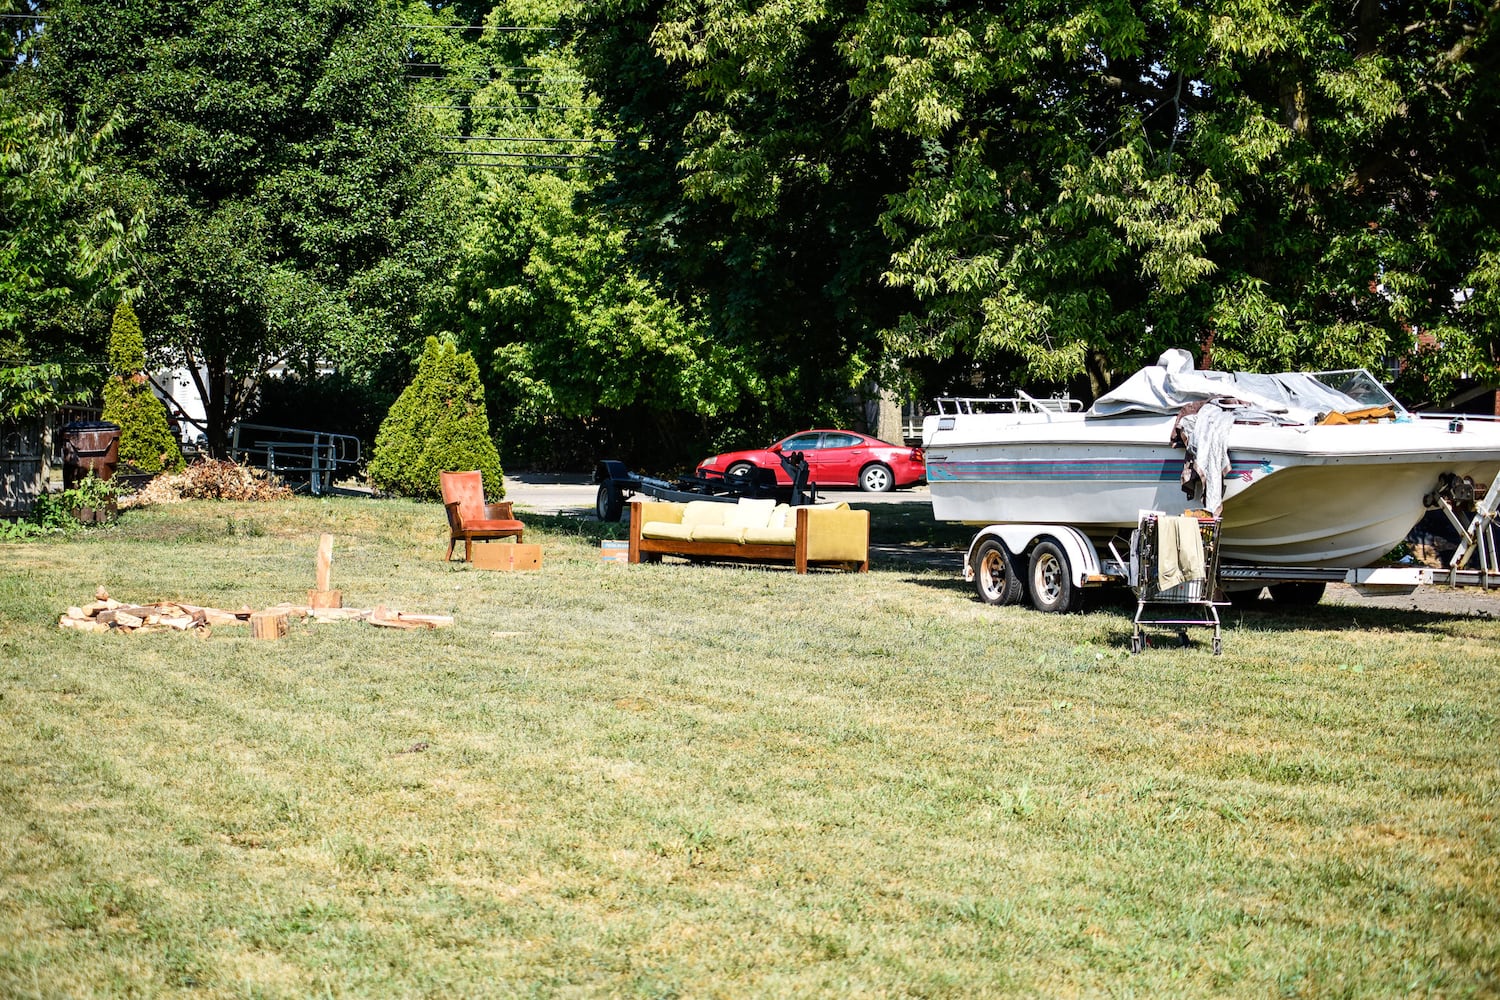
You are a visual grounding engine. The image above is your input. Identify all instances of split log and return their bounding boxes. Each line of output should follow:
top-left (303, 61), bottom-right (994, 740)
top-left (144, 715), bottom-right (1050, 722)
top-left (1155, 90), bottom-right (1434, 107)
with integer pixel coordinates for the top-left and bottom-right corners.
top-left (250, 611), bottom-right (288, 640)
top-left (316, 533), bottom-right (334, 592)
top-left (307, 588), bottom-right (343, 609)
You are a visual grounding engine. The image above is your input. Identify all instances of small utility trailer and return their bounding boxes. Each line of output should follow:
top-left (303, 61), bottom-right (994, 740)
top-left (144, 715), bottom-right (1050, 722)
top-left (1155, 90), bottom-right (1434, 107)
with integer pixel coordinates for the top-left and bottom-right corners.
top-left (593, 452), bottom-right (819, 522)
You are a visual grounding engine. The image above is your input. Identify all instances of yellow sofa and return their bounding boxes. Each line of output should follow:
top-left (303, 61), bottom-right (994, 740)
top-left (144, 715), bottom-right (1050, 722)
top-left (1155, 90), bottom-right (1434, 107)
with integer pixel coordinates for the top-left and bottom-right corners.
top-left (628, 498), bottom-right (869, 573)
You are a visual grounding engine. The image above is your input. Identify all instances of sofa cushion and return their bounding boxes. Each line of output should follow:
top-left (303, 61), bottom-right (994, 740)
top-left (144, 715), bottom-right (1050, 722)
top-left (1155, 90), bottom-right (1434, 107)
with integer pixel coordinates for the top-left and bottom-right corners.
top-left (726, 497), bottom-right (777, 529)
top-left (743, 525), bottom-right (796, 546)
top-left (642, 521), bottom-right (694, 541)
top-left (690, 524), bottom-right (746, 544)
top-left (768, 504), bottom-right (791, 529)
top-left (681, 501), bottom-right (729, 527)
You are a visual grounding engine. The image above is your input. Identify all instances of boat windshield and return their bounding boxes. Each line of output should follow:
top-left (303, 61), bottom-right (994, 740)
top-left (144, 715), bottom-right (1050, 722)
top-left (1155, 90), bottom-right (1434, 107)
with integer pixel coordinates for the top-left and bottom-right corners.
top-left (1309, 370), bottom-right (1407, 416)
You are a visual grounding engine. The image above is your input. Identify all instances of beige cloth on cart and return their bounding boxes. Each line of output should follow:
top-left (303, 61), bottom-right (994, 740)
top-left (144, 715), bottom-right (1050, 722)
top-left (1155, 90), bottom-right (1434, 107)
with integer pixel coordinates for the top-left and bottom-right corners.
top-left (1157, 516), bottom-right (1207, 590)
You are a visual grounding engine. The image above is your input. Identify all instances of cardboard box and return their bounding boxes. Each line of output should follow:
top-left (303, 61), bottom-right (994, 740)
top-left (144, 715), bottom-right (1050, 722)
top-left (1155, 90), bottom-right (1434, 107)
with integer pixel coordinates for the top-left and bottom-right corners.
top-left (600, 540), bottom-right (629, 564)
top-left (471, 542), bottom-right (542, 571)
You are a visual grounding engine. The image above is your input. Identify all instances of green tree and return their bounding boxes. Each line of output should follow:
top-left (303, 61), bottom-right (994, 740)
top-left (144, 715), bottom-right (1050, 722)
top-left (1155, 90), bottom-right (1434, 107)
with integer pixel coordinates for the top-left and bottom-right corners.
top-left (405, 1), bottom-right (750, 467)
top-left (368, 337), bottom-right (504, 501)
top-left (571, 2), bottom-right (1499, 405)
top-left (0, 100), bottom-right (144, 420)
top-left (100, 300), bottom-right (184, 475)
top-left (32, 0), bottom-right (460, 454)
top-left (571, 0), bottom-right (919, 437)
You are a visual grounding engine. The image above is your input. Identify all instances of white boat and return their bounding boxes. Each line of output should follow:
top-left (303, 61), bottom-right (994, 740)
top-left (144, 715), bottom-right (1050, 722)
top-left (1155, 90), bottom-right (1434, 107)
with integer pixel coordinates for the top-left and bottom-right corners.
top-left (923, 352), bottom-right (1500, 568)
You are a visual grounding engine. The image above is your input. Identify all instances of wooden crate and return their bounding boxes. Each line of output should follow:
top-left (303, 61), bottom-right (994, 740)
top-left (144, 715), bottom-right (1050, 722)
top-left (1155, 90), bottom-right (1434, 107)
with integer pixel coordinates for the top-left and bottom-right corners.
top-left (471, 542), bottom-right (542, 571)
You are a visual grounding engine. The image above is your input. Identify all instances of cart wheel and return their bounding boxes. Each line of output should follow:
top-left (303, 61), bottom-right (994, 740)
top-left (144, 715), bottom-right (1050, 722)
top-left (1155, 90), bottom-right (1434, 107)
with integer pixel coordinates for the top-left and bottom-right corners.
top-left (1213, 635), bottom-right (1223, 656)
top-left (596, 483), bottom-right (624, 522)
top-left (972, 538), bottom-right (1023, 606)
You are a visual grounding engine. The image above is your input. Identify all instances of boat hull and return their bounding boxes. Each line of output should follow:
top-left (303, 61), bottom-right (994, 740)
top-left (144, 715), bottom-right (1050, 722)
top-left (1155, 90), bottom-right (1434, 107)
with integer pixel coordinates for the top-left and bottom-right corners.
top-left (925, 415), bottom-right (1500, 568)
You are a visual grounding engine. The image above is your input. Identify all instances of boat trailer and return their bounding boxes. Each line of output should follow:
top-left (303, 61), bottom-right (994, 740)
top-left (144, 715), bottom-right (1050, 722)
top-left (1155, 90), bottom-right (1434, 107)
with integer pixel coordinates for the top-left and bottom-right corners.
top-left (593, 452), bottom-right (819, 522)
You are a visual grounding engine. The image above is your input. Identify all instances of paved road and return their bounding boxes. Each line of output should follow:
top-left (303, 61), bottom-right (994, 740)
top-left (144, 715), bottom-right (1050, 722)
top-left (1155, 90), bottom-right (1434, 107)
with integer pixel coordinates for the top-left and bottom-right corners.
top-left (502, 470), bottom-right (932, 518)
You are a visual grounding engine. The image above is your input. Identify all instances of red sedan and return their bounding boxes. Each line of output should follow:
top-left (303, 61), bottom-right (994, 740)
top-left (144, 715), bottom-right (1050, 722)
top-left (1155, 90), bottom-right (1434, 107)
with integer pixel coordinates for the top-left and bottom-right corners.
top-left (696, 430), bottom-right (925, 493)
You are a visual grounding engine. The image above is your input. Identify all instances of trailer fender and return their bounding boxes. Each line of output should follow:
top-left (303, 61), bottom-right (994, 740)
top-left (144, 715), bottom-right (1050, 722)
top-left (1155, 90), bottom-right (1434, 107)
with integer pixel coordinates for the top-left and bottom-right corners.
top-left (964, 525), bottom-right (1103, 586)
top-left (595, 459), bottom-right (632, 485)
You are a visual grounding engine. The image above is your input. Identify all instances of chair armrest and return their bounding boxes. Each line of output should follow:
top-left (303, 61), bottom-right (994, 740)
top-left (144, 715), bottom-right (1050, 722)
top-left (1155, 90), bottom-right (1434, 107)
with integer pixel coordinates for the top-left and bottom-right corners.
top-left (799, 506), bottom-right (870, 562)
top-left (484, 501), bottom-right (515, 520)
top-left (444, 500), bottom-right (464, 530)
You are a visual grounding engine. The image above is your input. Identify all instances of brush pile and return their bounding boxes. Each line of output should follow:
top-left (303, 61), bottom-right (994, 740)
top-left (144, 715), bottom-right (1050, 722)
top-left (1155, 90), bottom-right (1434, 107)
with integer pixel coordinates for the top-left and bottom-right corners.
top-left (123, 459), bottom-right (293, 507)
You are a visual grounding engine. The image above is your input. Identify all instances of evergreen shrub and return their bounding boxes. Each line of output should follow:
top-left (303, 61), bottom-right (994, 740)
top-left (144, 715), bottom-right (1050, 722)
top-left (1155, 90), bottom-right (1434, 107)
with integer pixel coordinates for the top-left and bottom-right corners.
top-left (368, 337), bottom-right (504, 501)
top-left (100, 301), bottom-right (184, 475)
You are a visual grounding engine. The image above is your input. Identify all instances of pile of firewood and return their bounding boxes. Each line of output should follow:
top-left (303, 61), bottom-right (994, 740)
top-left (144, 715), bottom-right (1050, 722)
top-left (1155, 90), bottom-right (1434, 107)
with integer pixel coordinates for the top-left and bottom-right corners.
top-left (59, 588), bottom-right (453, 637)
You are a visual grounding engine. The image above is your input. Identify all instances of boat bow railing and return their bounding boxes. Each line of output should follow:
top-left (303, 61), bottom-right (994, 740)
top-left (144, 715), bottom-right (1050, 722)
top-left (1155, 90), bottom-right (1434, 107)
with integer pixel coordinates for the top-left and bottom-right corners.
top-left (934, 394), bottom-right (1083, 418)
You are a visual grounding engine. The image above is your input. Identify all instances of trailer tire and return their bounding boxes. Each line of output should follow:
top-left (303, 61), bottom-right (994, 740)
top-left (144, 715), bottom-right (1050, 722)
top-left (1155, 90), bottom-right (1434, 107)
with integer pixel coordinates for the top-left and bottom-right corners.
top-left (1268, 581), bottom-right (1325, 606)
top-left (1029, 539), bottom-right (1084, 613)
top-left (596, 483), bottom-right (624, 523)
top-left (973, 538), bottom-right (1023, 606)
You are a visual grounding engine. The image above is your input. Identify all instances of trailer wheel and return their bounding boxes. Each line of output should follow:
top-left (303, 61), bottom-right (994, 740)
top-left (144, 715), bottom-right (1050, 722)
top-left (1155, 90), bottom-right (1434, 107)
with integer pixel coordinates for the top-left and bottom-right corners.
top-left (1268, 581), bottom-right (1325, 606)
top-left (1028, 539), bottom-right (1084, 614)
top-left (596, 483), bottom-right (624, 523)
top-left (972, 538), bottom-right (1023, 606)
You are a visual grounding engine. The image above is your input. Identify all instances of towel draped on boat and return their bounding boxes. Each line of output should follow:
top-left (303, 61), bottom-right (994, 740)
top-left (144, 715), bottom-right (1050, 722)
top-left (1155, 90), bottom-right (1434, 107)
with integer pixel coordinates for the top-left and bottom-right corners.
top-left (1172, 402), bottom-right (1235, 513)
top-left (1157, 516), bottom-right (1207, 590)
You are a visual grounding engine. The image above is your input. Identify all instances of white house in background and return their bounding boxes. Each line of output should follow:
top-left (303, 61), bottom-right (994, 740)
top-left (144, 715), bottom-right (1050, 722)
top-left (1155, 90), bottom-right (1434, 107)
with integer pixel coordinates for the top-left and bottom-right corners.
top-left (154, 367), bottom-right (208, 448)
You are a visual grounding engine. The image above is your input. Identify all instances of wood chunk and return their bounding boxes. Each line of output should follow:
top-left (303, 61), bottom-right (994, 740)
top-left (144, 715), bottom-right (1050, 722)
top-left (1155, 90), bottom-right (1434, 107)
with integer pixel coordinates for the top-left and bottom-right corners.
top-left (250, 611), bottom-right (288, 640)
top-left (393, 613), bottom-right (454, 628)
top-left (95, 586), bottom-right (109, 602)
top-left (369, 615), bottom-right (429, 630)
top-left (66, 606), bottom-right (87, 620)
top-left (114, 612), bottom-right (144, 629)
top-left (307, 588), bottom-right (343, 609)
top-left (316, 533), bottom-right (334, 592)
top-left (163, 616), bottom-right (197, 631)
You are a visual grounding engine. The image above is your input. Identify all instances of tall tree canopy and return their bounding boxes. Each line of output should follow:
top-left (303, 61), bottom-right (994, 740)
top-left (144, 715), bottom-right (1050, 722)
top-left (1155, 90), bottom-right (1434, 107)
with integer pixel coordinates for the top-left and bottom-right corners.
top-left (408, 0), bottom-right (755, 466)
top-left (571, 0), bottom-right (920, 436)
top-left (30, 0), bottom-right (460, 452)
top-left (572, 1), bottom-right (1500, 404)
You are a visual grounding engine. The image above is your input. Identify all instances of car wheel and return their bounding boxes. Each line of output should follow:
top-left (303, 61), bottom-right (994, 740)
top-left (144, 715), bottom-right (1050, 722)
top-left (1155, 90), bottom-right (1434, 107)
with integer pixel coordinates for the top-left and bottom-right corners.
top-left (972, 538), bottom-right (1023, 606)
top-left (1029, 539), bottom-right (1083, 613)
top-left (596, 483), bottom-right (624, 522)
top-left (1268, 581), bottom-right (1326, 606)
top-left (859, 462), bottom-right (894, 493)
top-left (726, 461), bottom-right (756, 480)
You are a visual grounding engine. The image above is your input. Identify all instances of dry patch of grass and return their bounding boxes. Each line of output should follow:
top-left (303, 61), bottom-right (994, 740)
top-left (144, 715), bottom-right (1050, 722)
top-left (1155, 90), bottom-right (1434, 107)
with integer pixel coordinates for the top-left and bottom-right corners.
top-left (2, 497), bottom-right (1498, 997)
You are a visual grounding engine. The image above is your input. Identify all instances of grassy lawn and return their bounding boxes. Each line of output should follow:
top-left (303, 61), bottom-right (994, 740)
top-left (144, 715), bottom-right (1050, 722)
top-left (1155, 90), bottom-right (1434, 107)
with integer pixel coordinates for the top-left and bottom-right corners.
top-left (2, 497), bottom-right (1497, 998)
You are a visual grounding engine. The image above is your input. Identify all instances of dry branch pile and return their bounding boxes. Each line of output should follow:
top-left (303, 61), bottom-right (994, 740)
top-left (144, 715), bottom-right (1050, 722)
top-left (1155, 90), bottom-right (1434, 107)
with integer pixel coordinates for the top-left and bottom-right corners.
top-left (123, 460), bottom-right (294, 508)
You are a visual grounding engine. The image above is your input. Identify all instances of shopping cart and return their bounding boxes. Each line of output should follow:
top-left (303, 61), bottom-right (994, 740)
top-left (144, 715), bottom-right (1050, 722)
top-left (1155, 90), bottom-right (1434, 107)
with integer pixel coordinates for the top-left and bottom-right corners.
top-left (1131, 512), bottom-right (1224, 655)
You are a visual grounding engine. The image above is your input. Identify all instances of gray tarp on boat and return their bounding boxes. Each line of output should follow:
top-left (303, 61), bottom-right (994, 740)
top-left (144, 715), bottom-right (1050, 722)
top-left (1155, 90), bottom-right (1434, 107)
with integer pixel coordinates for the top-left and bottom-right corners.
top-left (1089, 349), bottom-right (1366, 426)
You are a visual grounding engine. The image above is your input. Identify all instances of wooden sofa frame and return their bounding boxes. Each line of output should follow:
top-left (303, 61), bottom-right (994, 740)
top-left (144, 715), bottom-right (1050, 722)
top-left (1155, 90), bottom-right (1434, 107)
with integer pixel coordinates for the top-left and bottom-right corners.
top-left (627, 500), bottom-right (869, 574)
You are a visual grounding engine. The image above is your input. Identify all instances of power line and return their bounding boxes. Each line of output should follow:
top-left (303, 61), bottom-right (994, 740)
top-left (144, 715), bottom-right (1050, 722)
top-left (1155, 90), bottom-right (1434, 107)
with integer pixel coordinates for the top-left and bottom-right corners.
top-left (400, 24), bottom-right (561, 32)
top-left (440, 134), bottom-right (623, 145)
top-left (418, 104), bottom-right (591, 112)
top-left (439, 150), bottom-right (601, 160)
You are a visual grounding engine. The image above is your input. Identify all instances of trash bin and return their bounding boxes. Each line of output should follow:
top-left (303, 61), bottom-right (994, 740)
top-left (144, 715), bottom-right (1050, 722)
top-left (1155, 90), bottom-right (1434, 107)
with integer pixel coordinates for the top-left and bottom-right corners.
top-left (61, 420), bottom-right (121, 489)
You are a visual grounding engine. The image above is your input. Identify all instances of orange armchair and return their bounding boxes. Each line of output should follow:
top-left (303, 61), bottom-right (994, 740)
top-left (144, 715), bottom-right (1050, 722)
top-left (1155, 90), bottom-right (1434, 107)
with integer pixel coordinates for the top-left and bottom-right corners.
top-left (440, 471), bottom-right (525, 561)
